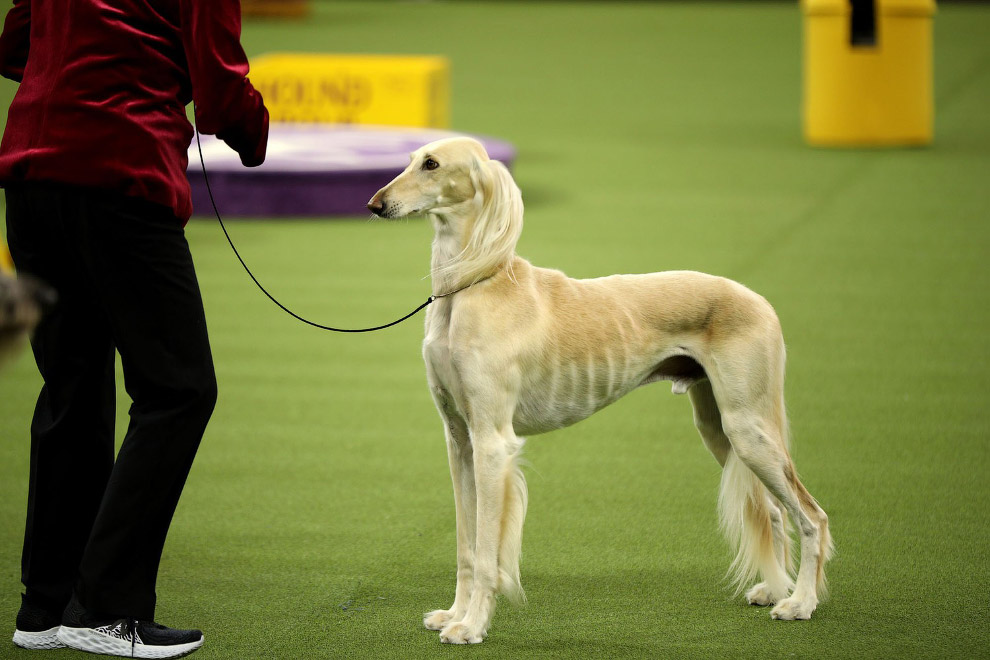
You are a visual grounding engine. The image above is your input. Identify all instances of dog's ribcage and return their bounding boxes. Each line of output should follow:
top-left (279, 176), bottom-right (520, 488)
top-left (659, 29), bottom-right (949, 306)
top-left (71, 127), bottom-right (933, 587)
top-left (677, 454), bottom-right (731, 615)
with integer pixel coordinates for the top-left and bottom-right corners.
top-left (512, 339), bottom-right (651, 435)
top-left (510, 283), bottom-right (665, 435)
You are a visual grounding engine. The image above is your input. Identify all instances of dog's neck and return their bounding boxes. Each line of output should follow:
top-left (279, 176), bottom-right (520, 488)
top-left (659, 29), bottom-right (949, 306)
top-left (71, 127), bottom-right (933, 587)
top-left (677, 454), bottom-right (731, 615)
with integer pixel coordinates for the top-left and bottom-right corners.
top-left (429, 213), bottom-right (476, 296)
top-left (429, 220), bottom-right (461, 295)
top-left (428, 210), bottom-right (515, 296)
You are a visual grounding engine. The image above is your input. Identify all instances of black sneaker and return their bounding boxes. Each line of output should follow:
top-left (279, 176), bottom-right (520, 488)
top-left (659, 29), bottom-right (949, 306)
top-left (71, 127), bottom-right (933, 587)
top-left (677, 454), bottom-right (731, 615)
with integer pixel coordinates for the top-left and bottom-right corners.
top-left (57, 596), bottom-right (204, 659)
top-left (12, 594), bottom-right (66, 650)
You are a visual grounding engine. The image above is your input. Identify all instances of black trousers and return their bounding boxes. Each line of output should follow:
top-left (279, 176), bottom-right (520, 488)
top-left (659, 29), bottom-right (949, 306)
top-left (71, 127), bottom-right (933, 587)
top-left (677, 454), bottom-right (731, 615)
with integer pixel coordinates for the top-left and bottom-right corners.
top-left (5, 183), bottom-right (216, 622)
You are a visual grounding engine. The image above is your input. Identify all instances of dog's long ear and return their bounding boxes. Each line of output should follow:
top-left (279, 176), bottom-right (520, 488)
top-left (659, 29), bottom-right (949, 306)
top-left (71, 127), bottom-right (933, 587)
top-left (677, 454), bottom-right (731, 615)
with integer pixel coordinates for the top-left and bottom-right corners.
top-left (455, 157), bottom-right (524, 285)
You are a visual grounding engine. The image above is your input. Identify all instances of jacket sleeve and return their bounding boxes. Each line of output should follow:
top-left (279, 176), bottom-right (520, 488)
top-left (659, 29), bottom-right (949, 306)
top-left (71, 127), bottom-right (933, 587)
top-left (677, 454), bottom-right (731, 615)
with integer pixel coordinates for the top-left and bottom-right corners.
top-left (0, 0), bottom-right (30, 83)
top-left (181, 0), bottom-right (269, 167)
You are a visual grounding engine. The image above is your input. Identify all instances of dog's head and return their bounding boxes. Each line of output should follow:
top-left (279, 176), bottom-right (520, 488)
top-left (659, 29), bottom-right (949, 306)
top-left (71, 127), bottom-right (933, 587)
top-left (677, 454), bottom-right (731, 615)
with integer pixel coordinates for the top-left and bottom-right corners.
top-left (0, 272), bottom-right (56, 366)
top-left (367, 137), bottom-right (492, 221)
top-left (368, 137), bottom-right (524, 286)
top-left (367, 137), bottom-right (523, 229)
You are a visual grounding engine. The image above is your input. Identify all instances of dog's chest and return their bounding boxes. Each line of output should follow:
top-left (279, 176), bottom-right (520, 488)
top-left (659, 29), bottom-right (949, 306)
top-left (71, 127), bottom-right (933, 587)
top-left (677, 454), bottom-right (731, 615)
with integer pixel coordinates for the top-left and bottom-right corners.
top-left (423, 312), bottom-right (464, 414)
top-left (424, 336), bottom-right (457, 388)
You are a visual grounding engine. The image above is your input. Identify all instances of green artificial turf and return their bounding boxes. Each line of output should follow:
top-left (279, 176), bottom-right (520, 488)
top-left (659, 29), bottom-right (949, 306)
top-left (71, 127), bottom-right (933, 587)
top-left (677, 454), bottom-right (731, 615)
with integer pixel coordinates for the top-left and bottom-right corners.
top-left (2, 2), bottom-right (989, 658)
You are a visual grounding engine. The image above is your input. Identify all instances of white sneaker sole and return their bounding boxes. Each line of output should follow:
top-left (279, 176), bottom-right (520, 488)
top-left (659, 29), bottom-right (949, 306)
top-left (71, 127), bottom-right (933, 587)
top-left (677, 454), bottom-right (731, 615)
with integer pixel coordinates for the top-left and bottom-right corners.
top-left (58, 625), bottom-right (204, 659)
top-left (13, 626), bottom-right (66, 650)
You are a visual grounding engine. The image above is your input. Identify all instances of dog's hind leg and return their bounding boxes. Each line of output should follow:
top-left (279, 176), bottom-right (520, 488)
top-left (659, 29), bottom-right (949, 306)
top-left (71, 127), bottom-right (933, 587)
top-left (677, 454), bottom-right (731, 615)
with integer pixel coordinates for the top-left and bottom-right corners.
top-left (424, 403), bottom-right (477, 632)
top-left (440, 423), bottom-right (525, 644)
top-left (720, 412), bottom-right (830, 619)
top-left (690, 379), bottom-right (794, 606)
top-left (749, 495), bottom-right (794, 605)
top-left (710, 337), bottom-right (832, 619)
top-left (689, 380), bottom-right (731, 467)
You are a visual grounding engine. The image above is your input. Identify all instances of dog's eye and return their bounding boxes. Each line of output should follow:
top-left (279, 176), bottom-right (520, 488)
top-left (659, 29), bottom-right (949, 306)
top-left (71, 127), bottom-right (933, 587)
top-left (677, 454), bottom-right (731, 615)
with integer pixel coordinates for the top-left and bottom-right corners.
top-left (423, 158), bottom-right (439, 171)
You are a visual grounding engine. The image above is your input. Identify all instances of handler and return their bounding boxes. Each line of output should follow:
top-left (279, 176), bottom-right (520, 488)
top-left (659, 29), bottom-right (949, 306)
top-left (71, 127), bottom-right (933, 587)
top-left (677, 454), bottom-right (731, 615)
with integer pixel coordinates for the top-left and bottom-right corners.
top-left (0, 1), bottom-right (268, 657)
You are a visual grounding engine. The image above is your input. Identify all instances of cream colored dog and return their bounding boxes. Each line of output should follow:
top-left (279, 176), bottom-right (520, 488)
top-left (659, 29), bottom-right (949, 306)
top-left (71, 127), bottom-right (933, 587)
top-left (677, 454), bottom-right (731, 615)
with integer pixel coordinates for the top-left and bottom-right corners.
top-left (368, 137), bottom-right (833, 644)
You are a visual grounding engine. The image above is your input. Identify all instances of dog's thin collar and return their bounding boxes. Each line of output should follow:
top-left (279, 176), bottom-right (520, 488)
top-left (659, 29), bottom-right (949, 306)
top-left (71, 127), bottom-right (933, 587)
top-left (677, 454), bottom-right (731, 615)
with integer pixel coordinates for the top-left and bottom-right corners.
top-left (430, 275), bottom-right (494, 302)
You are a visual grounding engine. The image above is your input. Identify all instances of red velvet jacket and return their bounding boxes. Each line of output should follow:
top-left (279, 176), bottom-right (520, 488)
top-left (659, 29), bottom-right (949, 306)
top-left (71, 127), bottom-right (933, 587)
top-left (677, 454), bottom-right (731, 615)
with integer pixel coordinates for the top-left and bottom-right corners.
top-left (0, 0), bottom-right (268, 221)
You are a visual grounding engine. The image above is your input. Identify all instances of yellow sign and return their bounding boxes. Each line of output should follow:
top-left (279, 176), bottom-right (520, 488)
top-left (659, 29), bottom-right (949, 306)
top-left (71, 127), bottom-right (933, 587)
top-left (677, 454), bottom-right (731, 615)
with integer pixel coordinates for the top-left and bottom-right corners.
top-left (249, 53), bottom-right (450, 128)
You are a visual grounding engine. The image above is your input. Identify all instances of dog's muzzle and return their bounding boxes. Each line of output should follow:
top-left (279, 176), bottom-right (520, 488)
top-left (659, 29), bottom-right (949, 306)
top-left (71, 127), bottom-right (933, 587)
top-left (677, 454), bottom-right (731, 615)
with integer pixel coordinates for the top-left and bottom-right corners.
top-left (367, 194), bottom-right (387, 217)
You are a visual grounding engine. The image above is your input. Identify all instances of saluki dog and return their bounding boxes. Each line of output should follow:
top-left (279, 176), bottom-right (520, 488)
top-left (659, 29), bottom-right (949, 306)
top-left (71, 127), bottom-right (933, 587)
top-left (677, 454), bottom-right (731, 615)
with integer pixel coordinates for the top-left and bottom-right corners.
top-left (368, 137), bottom-right (833, 644)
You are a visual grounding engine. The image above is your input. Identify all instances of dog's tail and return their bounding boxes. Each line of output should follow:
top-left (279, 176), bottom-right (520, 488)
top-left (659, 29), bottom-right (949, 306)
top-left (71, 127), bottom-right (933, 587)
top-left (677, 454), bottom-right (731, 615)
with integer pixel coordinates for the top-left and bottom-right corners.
top-left (497, 437), bottom-right (528, 606)
top-left (718, 447), bottom-right (794, 596)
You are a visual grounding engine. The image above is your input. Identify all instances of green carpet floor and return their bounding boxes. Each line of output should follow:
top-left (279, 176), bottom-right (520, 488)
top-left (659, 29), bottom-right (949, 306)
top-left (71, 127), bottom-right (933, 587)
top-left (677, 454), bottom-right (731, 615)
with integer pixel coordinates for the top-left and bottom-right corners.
top-left (1, 2), bottom-right (988, 658)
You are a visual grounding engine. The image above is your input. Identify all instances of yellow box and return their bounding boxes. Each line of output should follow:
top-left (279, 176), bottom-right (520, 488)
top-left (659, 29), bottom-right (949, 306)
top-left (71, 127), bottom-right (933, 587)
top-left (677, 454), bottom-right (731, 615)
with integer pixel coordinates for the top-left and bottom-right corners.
top-left (803, 0), bottom-right (935, 146)
top-left (249, 53), bottom-right (450, 128)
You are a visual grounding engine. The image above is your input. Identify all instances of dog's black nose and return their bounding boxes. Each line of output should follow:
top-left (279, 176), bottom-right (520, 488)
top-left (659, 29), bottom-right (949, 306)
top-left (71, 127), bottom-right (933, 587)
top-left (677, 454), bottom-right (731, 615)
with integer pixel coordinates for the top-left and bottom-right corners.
top-left (367, 198), bottom-right (385, 216)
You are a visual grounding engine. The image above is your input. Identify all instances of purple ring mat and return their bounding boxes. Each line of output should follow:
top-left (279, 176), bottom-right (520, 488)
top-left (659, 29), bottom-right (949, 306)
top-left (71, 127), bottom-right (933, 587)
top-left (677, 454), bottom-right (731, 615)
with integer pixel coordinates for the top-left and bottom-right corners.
top-left (187, 124), bottom-right (516, 218)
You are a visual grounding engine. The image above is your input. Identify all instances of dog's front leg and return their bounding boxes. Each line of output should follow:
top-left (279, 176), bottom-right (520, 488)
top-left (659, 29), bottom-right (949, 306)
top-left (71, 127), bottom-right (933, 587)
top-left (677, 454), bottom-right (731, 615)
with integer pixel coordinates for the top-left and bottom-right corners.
top-left (440, 425), bottom-right (510, 645)
top-left (424, 413), bottom-right (476, 631)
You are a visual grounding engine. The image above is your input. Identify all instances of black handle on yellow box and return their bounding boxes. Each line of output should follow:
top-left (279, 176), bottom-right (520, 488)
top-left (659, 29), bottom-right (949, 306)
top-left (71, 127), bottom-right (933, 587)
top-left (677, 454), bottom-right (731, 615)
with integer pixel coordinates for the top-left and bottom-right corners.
top-left (850, 0), bottom-right (877, 46)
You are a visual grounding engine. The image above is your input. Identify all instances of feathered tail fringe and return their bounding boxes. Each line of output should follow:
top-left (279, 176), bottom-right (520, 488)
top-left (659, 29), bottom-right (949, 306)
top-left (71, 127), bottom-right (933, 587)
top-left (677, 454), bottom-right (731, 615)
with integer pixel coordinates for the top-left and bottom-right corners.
top-left (718, 450), bottom-right (795, 596)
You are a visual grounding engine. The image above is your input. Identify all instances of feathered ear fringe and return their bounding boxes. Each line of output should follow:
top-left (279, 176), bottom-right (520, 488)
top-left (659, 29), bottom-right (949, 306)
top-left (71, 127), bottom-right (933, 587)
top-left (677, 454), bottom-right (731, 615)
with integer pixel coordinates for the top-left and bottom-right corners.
top-left (437, 158), bottom-right (523, 288)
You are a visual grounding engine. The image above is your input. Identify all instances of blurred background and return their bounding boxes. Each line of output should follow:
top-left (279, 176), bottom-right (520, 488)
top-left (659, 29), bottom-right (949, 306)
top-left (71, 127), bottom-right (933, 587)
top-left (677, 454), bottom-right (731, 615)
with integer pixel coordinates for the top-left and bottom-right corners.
top-left (1, 1), bottom-right (988, 658)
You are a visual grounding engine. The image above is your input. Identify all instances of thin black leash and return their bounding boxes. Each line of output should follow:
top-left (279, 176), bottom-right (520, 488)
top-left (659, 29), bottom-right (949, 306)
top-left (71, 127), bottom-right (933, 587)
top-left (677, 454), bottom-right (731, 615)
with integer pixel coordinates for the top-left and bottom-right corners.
top-left (193, 119), bottom-right (457, 333)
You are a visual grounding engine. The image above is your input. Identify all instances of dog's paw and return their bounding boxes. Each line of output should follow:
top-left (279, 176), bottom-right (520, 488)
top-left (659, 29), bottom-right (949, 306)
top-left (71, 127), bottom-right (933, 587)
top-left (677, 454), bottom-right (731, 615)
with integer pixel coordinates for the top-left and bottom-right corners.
top-left (423, 609), bottom-right (456, 631)
top-left (770, 596), bottom-right (817, 620)
top-left (439, 621), bottom-right (486, 645)
top-left (746, 582), bottom-right (789, 606)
